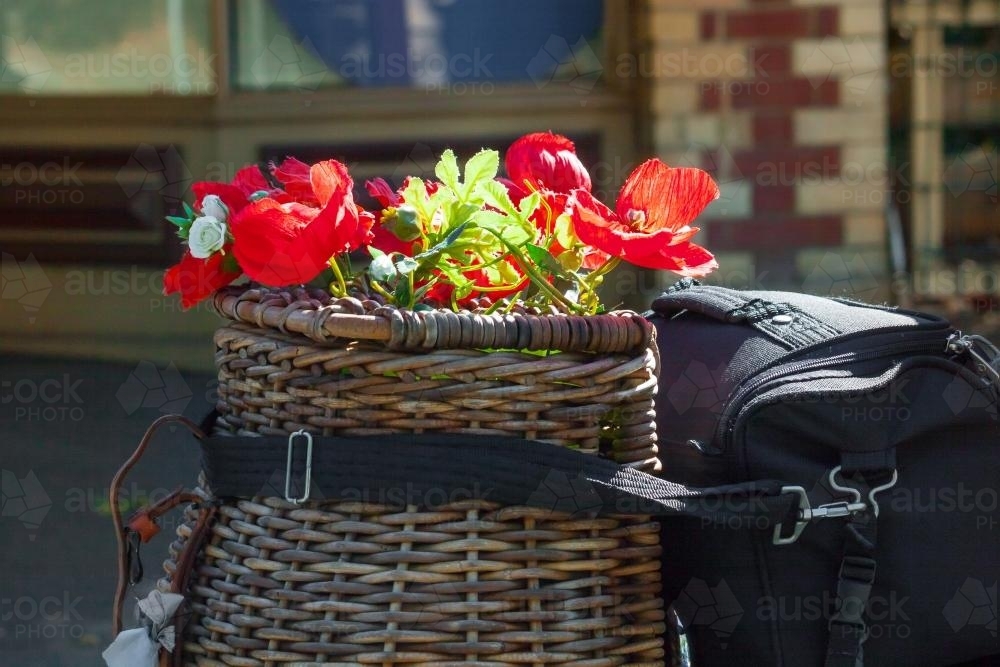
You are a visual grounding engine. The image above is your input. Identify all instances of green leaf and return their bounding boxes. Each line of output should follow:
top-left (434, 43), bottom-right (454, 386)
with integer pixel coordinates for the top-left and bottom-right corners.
top-left (479, 180), bottom-right (519, 218)
top-left (393, 279), bottom-right (412, 307)
top-left (461, 149), bottom-right (499, 199)
top-left (434, 148), bottom-right (461, 192)
top-left (469, 210), bottom-right (532, 246)
top-left (395, 257), bottom-right (419, 276)
top-left (220, 253), bottom-right (241, 274)
top-left (383, 205), bottom-right (422, 242)
top-left (166, 215), bottom-right (190, 228)
top-left (518, 191), bottom-right (542, 220)
top-left (525, 243), bottom-right (569, 279)
top-left (182, 202), bottom-right (196, 218)
top-left (368, 246), bottom-right (386, 260)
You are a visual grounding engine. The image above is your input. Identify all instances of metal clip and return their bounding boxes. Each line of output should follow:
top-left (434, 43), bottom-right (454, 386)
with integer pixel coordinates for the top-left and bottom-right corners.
top-left (285, 430), bottom-right (313, 504)
top-left (947, 332), bottom-right (1000, 389)
top-left (773, 466), bottom-right (898, 545)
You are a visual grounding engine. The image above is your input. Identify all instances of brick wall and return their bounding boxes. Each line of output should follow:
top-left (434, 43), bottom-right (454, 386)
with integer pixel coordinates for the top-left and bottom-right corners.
top-left (644, 0), bottom-right (890, 298)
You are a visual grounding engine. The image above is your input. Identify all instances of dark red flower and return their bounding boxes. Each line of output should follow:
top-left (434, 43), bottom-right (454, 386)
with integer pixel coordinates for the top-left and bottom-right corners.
top-left (569, 159), bottom-right (719, 277)
top-left (505, 131), bottom-right (592, 196)
top-left (231, 160), bottom-right (374, 286)
top-left (163, 247), bottom-right (241, 309)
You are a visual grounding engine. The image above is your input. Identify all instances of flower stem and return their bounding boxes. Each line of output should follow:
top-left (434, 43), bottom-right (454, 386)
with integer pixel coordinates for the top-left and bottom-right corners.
top-left (328, 257), bottom-right (348, 297)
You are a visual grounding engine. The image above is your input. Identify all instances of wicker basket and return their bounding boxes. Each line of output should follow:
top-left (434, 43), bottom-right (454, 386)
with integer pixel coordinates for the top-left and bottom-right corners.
top-left (158, 286), bottom-right (665, 665)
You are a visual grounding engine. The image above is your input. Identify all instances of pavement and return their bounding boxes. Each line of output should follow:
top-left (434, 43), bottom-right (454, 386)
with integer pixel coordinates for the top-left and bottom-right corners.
top-left (0, 355), bottom-right (212, 667)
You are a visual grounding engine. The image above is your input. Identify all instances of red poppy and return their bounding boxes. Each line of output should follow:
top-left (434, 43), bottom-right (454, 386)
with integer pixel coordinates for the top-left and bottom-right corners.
top-left (272, 157), bottom-right (318, 206)
top-left (505, 131), bottom-right (592, 196)
top-left (569, 159), bottom-right (719, 277)
top-left (231, 160), bottom-right (375, 286)
top-left (163, 248), bottom-right (242, 309)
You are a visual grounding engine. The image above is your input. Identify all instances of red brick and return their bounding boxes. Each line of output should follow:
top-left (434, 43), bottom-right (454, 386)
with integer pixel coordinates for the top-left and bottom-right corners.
top-left (731, 78), bottom-right (838, 109)
top-left (700, 12), bottom-right (716, 40)
top-left (707, 216), bottom-right (843, 250)
top-left (817, 7), bottom-right (839, 37)
top-left (753, 114), bottom-right (792, 144)
top-left (754, 183), bottom-right (796, 212)
top-left (753, 45), bottom-right (791, 76)
top-left (726, 9), bottom-right (812, 39)
top-left (734, 146), bottom-right (841, 183)
top-left (700, 84), bottom-right (721, 111)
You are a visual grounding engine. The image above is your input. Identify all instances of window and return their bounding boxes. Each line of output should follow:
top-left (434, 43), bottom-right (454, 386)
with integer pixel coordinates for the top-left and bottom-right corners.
top-left (0, 0), bottom-right (213, 95)
top-left (230, 0), bottom-right (604, 93)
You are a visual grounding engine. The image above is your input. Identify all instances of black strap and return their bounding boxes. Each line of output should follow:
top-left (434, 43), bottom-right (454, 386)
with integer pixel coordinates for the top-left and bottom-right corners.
top-left (650, 284), bottom-right (841, 350)
top-left (824, 478), bottom-right (881, 667)
top-left (201, 430), bottom-right (799, 527)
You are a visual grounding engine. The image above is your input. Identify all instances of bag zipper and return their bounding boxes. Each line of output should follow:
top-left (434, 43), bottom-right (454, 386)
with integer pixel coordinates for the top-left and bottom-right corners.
top-left (714, 330), bottom-right (959, 450)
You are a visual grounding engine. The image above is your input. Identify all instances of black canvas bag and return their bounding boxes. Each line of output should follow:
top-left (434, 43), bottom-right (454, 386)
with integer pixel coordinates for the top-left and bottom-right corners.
top-left (649, 281), bottom-right (999, 667)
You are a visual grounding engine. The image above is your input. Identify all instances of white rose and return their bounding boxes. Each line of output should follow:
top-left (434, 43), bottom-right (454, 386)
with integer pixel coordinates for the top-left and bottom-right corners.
top-left (188, 215), bottom-right (227, 258)
top-left (200, 194), bottom-right (228, 222)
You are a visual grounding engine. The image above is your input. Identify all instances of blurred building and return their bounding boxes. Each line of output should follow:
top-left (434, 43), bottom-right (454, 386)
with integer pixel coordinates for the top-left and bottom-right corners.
top-left (1, 0), bottom-right (997, 370)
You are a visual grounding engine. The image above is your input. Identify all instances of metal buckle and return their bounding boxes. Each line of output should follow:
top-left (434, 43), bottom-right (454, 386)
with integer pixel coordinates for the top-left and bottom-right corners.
top-left (773, 466), bottom-right (898, 545)
top-left (285, 430), bottom-right (313, 504)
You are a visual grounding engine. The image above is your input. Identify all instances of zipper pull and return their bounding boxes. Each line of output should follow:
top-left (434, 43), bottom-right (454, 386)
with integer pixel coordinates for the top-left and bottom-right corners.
top-left (947, 332), bottom-right (1000, 389)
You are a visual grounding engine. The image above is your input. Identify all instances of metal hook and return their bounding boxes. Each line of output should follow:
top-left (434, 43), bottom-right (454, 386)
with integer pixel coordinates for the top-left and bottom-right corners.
top-left (827, 466), bottom-right (862, 504)
top-left (285, 430), bottom-right (313, 504)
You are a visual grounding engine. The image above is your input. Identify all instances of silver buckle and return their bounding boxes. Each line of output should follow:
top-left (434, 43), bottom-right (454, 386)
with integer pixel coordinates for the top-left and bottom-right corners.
top-left (284, 430), bottom-right (313, 504)
top-left (773, 466), bottom-right (898, 545)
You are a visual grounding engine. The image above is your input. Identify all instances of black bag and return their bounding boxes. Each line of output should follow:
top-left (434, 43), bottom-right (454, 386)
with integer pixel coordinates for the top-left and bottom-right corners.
top-left (649, 281), bottom-right (1000, 667)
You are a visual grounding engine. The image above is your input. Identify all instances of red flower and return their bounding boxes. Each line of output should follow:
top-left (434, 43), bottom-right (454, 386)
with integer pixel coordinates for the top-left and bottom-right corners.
top-left (272, 157), bottom-right (318, 206)
top-left (569, 159), bottom-right (719, 277)
top-left (231, 160), bottom-right (374, 286)
top-left (505, 131), bottom-right (592, 196)
top-left (191, 164), bottom-right (292, 216)
top-left (163, 247), bottom-right (241, 309)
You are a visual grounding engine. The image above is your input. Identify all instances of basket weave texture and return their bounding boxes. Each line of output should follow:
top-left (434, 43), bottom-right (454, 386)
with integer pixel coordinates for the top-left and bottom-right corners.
top-left (160, 287), bottom-right (665, 665)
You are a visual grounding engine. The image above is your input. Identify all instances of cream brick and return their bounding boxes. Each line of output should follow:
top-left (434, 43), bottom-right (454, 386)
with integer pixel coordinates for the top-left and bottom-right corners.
top-left (844, 212), bottom-right (888, 246)
top-left (797, 181), bottom-right (885, 214)
top-left (841, 5), bottom-right (884, 36)
top-left (651, 81), bottom-right (700, 114)
top-left (651, 0), bottom-right (744, 7)
top-left (650, 10), bottom-right (700, 43)
top-left (793, 0), bottom-right (877, 5)
top-left (792, 37), bottom-right (885, 79)
top-left (841, 145), bottom-right (889, 183)
top-left (721, 112), bottom-right (754, 150)
top-left (794, 110), bottom-right (885, 145)
top-left (648, 45), bottom-right (753, 79)
top-left (706, 179), bottom-right (753, 219)
top-left (840, 75), bottom-right (888, 111)
top-left (684, 114), bottom-right (721, 146)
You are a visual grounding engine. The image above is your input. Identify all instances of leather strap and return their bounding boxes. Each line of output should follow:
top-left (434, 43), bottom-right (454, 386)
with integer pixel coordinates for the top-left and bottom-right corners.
top-left (110, 415), bottom-right (206, 636)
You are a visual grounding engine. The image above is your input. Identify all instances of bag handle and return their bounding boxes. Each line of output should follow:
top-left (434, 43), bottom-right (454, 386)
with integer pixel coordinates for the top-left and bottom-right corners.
top-left (650, 282), bottom-right (842, 349)
top-left (110, 415), bottom-right (210, 644)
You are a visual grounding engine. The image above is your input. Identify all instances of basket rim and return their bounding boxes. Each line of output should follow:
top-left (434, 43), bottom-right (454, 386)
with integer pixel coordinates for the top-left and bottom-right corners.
top-left (211, 286), bottom-right (655, 354)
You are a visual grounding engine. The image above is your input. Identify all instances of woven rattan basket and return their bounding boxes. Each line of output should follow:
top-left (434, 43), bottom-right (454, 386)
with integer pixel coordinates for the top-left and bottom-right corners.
top-left (159, 286), bottom-right (666, 665)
